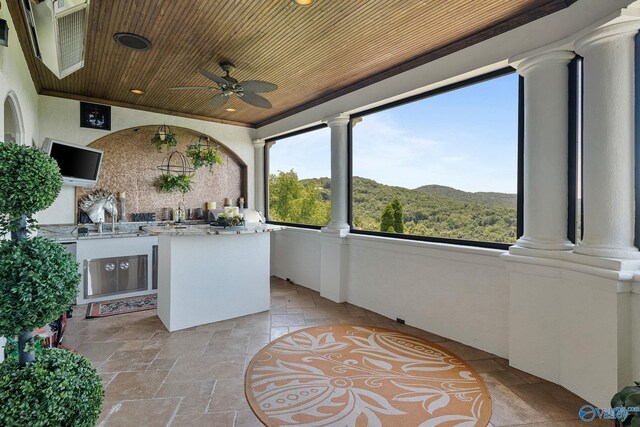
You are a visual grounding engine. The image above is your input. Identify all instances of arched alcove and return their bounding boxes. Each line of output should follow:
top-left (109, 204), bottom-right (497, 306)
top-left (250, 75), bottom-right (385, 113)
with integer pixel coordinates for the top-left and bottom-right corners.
top-left (75, 125), bottom-right (248, 221)
top-left (3, 92), bottom-right (24, 145)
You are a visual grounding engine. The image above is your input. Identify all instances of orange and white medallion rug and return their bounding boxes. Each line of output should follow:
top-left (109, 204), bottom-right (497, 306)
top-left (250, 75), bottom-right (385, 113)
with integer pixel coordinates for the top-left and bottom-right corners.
top-left (245, 324), bottom-right (491, 426)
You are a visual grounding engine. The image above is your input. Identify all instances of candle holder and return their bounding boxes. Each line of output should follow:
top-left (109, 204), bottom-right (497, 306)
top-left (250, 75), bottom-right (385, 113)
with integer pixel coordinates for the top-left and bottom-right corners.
top-left (120, 198), bottom-right (126, 222)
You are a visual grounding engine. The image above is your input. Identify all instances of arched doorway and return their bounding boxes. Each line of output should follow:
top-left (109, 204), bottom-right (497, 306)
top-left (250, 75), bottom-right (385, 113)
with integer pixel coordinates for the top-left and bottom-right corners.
top-left (3, 92), bottom-right (23, 145)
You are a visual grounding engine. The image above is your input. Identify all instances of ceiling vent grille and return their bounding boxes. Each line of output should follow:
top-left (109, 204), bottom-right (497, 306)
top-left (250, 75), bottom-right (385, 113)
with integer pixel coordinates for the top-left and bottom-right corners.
top-left (58, 7), bottom-right (86, 72)
top-left (21, 0), bottom-right (90, 79)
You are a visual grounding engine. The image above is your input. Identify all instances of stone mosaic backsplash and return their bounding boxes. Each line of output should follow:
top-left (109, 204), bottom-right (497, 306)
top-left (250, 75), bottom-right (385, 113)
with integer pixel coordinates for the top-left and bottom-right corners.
top-left (76, 125), bottom-right (247, 222)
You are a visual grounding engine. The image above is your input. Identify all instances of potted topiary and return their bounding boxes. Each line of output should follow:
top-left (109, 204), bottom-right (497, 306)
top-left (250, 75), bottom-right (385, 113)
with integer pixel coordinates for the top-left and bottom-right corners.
top-left (611, 381), bottom-right (640, 426)
top-left (0, 141), bottom-right (103, 426)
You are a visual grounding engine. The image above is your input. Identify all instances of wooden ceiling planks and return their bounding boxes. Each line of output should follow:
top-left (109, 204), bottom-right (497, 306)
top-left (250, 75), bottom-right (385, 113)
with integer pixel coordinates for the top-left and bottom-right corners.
top-left (7, 0), bottom-right (575, 127)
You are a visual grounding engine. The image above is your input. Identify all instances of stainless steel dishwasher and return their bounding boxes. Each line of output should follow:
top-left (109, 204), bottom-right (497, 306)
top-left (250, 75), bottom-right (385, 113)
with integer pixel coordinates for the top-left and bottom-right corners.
top-left (84, 254), bottom-right (148, 299)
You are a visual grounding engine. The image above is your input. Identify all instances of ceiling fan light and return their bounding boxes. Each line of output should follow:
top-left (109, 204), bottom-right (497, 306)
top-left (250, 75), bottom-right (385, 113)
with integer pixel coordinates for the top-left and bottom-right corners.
top-left (293, 0), bottom-right (315, 5)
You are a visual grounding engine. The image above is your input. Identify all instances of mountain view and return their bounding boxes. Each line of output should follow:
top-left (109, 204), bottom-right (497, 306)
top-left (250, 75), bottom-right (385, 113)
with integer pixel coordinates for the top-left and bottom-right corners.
top-left (269, 170), bottom-right (517, 244)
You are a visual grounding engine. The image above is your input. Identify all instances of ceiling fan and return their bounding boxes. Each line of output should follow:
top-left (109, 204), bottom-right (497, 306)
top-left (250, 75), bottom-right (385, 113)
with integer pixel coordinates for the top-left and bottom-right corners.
top-left (169, 62), bottom-right (278, 109)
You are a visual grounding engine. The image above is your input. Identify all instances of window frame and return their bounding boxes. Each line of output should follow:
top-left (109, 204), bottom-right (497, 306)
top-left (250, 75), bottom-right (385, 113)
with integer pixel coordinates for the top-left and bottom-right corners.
top-left (348, 67), bottom-right (523, 251)
top-left (264, 123), bottom-right (329, 230)
top-left (568, 56), bottom-right (583, 244)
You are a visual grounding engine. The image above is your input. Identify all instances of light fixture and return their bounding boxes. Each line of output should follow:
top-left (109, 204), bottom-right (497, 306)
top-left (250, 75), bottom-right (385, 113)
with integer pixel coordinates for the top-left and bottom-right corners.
top-left (130, 89), bottom-right (144, 95)
top-left (225, 108), bottom-right (237, 112)
top-left (292, 0), bottom-right (315, 5)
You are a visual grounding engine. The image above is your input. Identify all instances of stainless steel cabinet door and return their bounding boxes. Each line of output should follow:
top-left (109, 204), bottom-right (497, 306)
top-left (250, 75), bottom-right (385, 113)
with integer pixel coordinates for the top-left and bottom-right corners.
top-left (117, 255), bottom-right (147, 293)
top-left (84, 257), bottom-right (119, 298)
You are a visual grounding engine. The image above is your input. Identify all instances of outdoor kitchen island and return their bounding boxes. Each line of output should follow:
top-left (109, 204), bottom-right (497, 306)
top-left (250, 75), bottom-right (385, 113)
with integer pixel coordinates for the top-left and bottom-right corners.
top-left (144, 224), bottom-right (283, 332)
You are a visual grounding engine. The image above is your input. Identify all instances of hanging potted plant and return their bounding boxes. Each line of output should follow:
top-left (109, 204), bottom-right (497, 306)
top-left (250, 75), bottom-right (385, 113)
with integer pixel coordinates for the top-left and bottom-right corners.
top-left (156, 150), bottom-right (194, 193)
top-left (150, 124), bottom-right (178, 152)
top-left (186, 136), bottom-right (223, 171)
top-left (0, 141), bottom-right (103, 426)
top-left (158, 173), bottom-right (192, 193)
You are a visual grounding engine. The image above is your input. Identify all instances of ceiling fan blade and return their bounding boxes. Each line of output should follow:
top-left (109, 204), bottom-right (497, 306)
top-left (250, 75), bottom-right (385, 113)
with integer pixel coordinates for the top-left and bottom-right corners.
top-left (238, 80), bottom-right (278, 93)
top-left (238, 91), bottom-right (272, 109)
top-left (169, 86), bottom-right (215, 90)
top-left (198, 68), bottom-right (230, 86)
top-left (209, 93), bottom-right (230, 109)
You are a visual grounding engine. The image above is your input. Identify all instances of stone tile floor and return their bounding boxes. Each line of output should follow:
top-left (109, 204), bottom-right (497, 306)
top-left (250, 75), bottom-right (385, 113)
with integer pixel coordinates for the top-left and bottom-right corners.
top-left (63, 276), bottom-right (608, 427)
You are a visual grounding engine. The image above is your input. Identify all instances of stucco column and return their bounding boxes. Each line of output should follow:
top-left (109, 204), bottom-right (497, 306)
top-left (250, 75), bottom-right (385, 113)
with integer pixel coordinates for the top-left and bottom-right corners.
top-left (512, 50), bottom-right (575, 252)
top-left (574, 21), bottom-right (640, 258)
top-left (322, 113), bottom-right (350, 234)
top-left (252, 138), bottom-right (266, 214)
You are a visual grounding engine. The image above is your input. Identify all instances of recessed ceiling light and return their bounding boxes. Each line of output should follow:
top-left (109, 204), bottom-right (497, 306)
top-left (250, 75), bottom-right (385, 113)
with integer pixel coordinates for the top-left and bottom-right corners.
top-left (130, 89), bottom-right (144, 95)
top-left (225, 108), bottom-right (237, 112)
top-left (292, 0), bottom-right (315, 5)
top-left (114, 33), bottom-right (152, 51)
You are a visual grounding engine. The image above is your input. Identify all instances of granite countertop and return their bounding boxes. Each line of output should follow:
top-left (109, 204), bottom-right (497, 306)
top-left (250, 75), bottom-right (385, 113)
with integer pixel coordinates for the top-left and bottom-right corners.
top-left (38, 223), bottom-right (159, 242)
top-left (143, 223), bottom-right (284, 236)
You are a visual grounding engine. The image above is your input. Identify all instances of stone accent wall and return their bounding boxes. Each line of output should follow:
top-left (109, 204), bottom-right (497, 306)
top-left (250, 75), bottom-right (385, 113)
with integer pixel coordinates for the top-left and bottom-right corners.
top-left (76, 125), bottom-right (246, 221)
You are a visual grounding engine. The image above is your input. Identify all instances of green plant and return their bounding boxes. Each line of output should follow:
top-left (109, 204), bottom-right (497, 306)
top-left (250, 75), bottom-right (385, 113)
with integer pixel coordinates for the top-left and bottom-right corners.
top-left (158, 174), bottom-right (192, 193)
top-left (0, 140), bottom-right (103, 425)
top-left (186, 143), bottom-right (223, 171)
top-left (611, 381), bottom-right (640, 426)
top-left (0, 237), bottom-right (80, 338)
top-left (213, 214), bottom-right (245, 228)
top-left (151, 132), bottom-right (178, 152)
top-left (0, 142), bottom-right (62, 234)
top-left (380, 198), bottom-right (404, 233)
top-left (0, 348), bottom-right (104, 427)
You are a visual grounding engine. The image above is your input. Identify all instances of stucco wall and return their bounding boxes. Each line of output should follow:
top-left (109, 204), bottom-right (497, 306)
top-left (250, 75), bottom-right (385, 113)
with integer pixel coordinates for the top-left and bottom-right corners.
top-left (0, 3), bottom-right (40, 362)
top-left (75, 126), bottom-right (246, 223)
top-left (0, 6), bottom-right (39, 148)
top-left (271, 229), bottom-right (509, 355)
top-left (38, 96), bottom-right (255, 225)
top-left (271, 228), bottom-right (322, 292)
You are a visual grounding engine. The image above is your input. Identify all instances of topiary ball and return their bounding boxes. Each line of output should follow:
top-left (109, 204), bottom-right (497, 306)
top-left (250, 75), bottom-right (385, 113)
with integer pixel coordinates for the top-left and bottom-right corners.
top-left (0, 142), bottom-right (62, 219)
top-left (0, 237), bottom-right (80, 338)
top-left (0, 348), bottom-right (103, 427)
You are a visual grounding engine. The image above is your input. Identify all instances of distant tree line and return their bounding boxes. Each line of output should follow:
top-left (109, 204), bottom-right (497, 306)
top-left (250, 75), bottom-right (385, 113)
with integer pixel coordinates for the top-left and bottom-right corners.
top-left (268, 170), bottom-right (517, 243)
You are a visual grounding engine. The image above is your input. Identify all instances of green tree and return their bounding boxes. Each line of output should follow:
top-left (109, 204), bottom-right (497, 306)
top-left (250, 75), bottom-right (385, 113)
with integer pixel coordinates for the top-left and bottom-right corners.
top-left (269, 170), bottom-right (330, 225)
top-left (380, 198), bottom-right (404, 233)
top-left (380, 204), bottom-right (394, 232)
top-left (269, 170), bottom-right (301, 221)
top-left (391, 198), bottom-right (404, 233)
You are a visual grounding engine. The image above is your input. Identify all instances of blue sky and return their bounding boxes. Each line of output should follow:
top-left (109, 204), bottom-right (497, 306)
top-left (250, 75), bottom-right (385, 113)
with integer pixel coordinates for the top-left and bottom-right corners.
top-left (269, 73), bottom-right (519, 194)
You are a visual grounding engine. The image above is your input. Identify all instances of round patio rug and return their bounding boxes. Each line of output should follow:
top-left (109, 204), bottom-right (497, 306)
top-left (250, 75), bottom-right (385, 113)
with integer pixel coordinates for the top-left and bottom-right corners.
top-left (245, 324), bottom-right (491, 426)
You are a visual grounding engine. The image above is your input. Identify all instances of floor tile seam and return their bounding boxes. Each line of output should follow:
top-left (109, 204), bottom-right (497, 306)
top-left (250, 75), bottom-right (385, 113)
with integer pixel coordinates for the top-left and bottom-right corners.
top-left (151, 369), bottom-right (174, 400)
top-left (165, 396), bottom-right (183, 427)
top-left (99, 367), bottom-right (155, 374)
top-left (204, 380), bottom-right (219, 413)
top-left (103, 396), bottom-right (183, 403)
top-left (102, 374), bottom-right (118, 390)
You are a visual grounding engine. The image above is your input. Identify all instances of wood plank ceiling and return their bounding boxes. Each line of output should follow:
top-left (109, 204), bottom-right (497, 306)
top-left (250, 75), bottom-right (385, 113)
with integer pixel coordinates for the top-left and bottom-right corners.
top-left (8, 0), bottom-right (574, 128)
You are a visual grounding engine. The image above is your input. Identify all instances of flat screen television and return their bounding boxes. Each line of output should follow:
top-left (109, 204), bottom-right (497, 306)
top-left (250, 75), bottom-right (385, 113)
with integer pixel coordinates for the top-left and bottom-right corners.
top-left (42, 138), bottom-right (103, 188)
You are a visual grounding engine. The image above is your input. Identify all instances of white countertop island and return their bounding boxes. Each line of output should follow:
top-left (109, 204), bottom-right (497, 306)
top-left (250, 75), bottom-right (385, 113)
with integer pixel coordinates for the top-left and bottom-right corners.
top-left (144, 224), bottom-right (283, 332)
